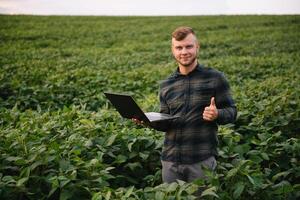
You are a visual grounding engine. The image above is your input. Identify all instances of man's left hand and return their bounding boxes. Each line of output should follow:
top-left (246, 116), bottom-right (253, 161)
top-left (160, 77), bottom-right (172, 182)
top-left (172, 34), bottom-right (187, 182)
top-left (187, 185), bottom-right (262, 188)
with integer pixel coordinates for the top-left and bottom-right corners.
top-left (203, 97), bottom-right (218, 121)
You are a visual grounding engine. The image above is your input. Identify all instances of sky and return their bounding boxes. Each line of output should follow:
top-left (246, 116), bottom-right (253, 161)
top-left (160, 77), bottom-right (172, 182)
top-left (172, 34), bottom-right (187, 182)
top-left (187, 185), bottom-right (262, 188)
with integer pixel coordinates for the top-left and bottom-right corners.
top-left (0, 0), bottom-right (300, 16)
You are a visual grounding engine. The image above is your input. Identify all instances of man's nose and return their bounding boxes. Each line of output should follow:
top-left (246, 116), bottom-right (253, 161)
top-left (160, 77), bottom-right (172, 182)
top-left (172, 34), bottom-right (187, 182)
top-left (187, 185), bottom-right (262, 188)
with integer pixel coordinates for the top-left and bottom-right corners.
top-left (181, 47), bottom-right (188, 54)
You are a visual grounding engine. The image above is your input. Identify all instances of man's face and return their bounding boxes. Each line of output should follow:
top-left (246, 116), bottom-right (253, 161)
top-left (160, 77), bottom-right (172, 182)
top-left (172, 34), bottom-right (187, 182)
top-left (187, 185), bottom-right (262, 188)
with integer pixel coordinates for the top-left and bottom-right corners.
top-left (171, 33), bottom-right (199, 68)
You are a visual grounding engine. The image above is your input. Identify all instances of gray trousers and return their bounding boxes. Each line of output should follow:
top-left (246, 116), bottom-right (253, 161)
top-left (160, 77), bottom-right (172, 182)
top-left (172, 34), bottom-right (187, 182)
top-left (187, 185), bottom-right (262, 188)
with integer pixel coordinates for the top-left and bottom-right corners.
top-left (161, 156), bottom-right (217, 183)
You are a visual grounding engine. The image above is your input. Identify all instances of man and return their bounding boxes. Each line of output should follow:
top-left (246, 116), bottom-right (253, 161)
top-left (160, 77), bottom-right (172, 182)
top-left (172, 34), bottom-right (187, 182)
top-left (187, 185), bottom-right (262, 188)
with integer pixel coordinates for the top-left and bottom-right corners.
top-left (135, 26), bottom-right (237, 183)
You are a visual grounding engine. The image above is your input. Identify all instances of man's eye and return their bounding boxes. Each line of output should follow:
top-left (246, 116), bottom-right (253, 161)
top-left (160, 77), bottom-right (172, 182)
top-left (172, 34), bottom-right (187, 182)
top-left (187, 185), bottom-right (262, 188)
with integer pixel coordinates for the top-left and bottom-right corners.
top-left (176, 47), bottom-right (182, 50)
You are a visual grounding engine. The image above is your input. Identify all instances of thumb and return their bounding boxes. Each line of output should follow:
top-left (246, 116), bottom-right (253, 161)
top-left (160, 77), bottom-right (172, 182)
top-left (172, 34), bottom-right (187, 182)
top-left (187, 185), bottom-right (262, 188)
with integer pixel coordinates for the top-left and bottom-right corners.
top-left (210, 97), bottom-right (216, 107)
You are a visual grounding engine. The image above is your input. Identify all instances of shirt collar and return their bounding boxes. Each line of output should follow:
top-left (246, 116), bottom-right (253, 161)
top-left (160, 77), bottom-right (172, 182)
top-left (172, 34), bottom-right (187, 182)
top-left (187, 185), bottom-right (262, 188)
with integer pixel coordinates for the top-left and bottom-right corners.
top-left (173, 63), bottom-right (203, 78)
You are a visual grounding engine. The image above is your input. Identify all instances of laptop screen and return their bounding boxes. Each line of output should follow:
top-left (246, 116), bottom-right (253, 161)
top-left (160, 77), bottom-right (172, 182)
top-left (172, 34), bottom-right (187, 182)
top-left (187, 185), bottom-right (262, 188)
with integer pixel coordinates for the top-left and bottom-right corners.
top-left (104, 92), bottom-right (150, 122)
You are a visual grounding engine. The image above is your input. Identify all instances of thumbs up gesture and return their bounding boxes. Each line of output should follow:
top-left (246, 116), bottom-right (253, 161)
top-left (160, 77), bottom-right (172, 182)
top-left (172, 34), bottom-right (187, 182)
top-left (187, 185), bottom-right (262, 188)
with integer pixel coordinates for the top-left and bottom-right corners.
top-left (203, 97), bottom-right (218, 121)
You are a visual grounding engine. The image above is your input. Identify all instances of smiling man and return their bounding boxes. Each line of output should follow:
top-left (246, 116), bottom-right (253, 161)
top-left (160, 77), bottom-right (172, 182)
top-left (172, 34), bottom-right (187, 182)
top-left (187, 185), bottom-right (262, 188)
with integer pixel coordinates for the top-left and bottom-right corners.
top-left (171, 29), bottom-right (199, 74)
top-left (157, 26), bottom-right (237, 183)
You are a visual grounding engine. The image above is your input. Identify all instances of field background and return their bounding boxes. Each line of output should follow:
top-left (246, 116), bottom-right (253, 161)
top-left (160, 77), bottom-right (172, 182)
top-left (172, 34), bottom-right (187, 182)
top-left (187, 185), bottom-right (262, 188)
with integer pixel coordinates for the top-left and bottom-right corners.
top-left (0, 15), bottom-right (299, 199)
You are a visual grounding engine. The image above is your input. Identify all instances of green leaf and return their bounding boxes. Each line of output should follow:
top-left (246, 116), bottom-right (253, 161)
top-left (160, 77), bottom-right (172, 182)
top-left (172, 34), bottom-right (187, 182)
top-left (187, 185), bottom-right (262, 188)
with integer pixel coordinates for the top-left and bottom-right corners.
top-left (6, 156), bottom-right (22, 162)
top-left (177, 179), bottom-right (186, 186)
top-left (124, 186), bottom-right (134, 198)
top-left (272, 171), bottom-right (291, 181)
top-left (166, 182), bottom-right (178, 193)
top-left (233, 144), bottom-right (250, 156)
top-left (201, 186), bottom-right (219, 198)
top-left (58, 176), bottom-right (71, 188)
top-left (192, 178), bottom-right (205, 186)
top-left (246, 175), bottom-right (255, 185)
top-left (16, 177), bottom-right (28, 187)
top-left (106, 134), bottom-right (117, 147)
top-left (105, 167), bottom-right (115, 171)
top-left (125, 162), bottom-right (142, 171)
top-left (115, 155), bottom-right (127, 164)
top-left (30, 160), bottom-right (43, 171)
top-left (128, 139), bottom-right (136, 152)
top-left (139, 152), bottom-right (149, 160)
top-left (272, 181), bottom-right (293, 195)
top-left (226, 168), bottom-right (239, 179)
top-left (105, 190), bottom-right (111, 200)
top-left (249, 155), bottom-right (263, 163)
top-left (20, 167), bottom-right (31, 178)
top-left (89, 158), bottom-right (99, 166)
top-left (84, 139), bottom-right (93, 148)
top-left (154, 191), bottom-right (165, 200)
top-left (233, 182), bottom-right (245, 199)
top-left (59, 159), bottom-right (71, 171)
top-left (47, 155), bottom-right (56, 162)
top-left (80, 119), bottom-right (95, 128)
top-left (92, 192), bottom-right (103, 200)
top-left (2, 176), bottom-right (16, 184)
top-left (260, 152), bottom-right (269, 160)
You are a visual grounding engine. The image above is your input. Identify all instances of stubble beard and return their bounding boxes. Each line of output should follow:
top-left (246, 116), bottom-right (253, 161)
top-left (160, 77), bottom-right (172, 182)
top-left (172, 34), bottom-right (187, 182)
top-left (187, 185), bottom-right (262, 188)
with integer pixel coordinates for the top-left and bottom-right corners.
top-left (177, 56), bottom-right (197, 68)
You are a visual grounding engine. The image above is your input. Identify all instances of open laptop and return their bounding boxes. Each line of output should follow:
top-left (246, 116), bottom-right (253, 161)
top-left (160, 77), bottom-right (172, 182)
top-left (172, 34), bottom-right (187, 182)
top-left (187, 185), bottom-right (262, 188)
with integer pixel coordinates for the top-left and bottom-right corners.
top-left (104, 92), bottom-right (179, 123)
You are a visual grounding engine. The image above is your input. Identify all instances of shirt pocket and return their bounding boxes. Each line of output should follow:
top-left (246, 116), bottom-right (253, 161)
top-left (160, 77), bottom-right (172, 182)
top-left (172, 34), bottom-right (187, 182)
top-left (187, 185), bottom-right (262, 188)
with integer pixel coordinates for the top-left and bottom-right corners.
top-left (192, 82), bottom-right (215, 106)
top-left (166, 94), bottom-right (184, 114)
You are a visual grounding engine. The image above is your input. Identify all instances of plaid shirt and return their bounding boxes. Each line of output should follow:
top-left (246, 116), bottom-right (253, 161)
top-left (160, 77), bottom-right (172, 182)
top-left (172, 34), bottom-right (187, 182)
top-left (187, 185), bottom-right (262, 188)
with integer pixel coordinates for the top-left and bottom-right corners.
top-left (157, 64), bottom-right (237, 164)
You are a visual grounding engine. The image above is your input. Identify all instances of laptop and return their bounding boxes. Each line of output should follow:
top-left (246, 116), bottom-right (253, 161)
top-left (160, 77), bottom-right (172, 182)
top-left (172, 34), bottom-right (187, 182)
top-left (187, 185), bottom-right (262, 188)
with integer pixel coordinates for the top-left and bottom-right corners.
top-left (104, 92), bottom-right (179, 123)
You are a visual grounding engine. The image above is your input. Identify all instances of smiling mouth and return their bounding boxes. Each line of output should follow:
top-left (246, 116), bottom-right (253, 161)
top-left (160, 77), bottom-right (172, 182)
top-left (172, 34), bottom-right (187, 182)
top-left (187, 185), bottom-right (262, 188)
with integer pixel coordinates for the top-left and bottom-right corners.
top-left (181, 56), bottom-right (190, 59)
top-left (181, 57), bottom-right (190, 60)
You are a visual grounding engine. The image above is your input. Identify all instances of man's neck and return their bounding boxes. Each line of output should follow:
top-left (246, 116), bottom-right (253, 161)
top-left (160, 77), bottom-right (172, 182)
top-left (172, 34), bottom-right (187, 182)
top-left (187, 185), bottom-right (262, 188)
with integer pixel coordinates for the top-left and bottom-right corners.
top-left (179, 62), bottom-right (198, 75)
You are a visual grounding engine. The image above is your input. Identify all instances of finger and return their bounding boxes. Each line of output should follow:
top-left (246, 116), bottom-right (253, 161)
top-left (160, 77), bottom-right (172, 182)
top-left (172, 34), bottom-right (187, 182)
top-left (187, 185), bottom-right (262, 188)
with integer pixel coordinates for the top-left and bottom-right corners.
top-left (203, 111), bottom-right (217, 120)
top-left (132, 118), bottom-right (143, 124)
top-left (204, 107), bottom-right (211, 112)
top-left (203, 112), bottom-right (213, 119)
top-left (210, 97), bottom-right (216, 107)
top-left (203, 115), bottom-right (213, 120)
top-left (203, 115), bottom-right (213, 121)
top-left (203, 110), bottom-right (215, 115)
top-left (132, 118), bottom-right (139, 122)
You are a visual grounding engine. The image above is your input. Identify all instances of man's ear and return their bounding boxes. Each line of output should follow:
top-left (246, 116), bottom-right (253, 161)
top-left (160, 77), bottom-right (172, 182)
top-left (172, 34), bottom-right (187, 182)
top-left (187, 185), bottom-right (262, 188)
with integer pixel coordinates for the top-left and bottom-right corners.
top-left (171, 44), bottom-right (175, 55)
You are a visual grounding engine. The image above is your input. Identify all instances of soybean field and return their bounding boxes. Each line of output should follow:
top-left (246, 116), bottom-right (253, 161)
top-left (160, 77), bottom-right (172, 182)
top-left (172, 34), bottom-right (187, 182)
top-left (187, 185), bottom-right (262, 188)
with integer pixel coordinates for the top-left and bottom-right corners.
top-left (0, 15), bottom-right (300, 199)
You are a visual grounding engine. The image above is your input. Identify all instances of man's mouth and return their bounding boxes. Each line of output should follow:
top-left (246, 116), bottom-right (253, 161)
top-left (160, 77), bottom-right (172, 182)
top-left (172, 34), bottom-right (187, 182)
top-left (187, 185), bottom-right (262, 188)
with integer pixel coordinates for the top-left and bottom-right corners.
top-left (181, 56), bottom-right (190, 60)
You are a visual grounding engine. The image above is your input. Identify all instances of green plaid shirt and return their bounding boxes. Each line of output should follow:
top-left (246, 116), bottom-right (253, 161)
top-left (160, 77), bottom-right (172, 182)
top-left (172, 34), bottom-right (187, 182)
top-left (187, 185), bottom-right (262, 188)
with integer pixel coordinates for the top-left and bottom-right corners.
top-left (158, 64), bottom-right (237, 164)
